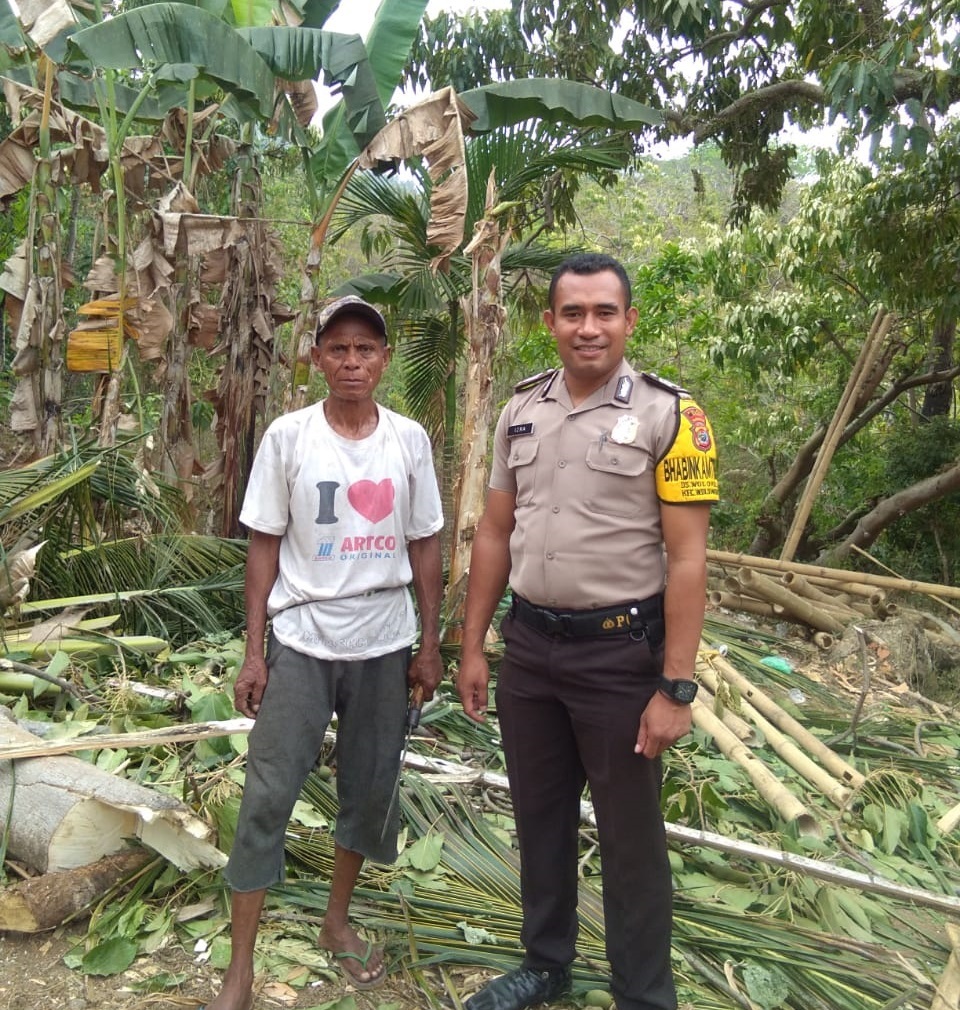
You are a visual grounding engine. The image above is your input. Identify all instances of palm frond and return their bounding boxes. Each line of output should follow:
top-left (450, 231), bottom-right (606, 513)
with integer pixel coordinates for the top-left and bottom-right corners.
top-left (398, 315), bottom-right (457, 438)
top-left (26, 535), bottom-right (248, 645)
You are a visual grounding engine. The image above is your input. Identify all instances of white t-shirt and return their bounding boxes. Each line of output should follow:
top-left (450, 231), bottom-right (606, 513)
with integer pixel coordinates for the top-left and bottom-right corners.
top-left (239, 401), bottom-right (444, 661)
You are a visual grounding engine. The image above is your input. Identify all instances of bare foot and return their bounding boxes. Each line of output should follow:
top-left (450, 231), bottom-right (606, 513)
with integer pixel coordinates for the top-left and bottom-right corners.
top-left (319, 921), bottom-right (386, 989)
top-left (203, 965), bottom-right (254, 1010)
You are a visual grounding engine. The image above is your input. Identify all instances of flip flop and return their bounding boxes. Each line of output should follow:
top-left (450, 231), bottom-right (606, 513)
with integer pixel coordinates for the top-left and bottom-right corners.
top-left (333, 939), bottom-right (387, 990)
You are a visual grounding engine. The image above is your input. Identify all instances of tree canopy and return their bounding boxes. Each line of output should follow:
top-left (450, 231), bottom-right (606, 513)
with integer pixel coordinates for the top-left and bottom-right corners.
top-left (406, 0), bottom-right (960, 218)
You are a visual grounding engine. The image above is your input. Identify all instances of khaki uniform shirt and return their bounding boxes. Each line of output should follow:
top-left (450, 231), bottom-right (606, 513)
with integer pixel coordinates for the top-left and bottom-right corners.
top-left (490, 359), bottom-right (719, 610)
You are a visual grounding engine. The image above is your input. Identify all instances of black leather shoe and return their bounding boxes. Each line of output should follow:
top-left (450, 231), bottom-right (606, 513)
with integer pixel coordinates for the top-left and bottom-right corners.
top-left (465, 966), bottom-right (572, 1010)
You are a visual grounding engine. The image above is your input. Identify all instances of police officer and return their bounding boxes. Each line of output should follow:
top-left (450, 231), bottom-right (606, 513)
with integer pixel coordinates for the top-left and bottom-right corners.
top-left (457, 253), bottom-right (718, 1010)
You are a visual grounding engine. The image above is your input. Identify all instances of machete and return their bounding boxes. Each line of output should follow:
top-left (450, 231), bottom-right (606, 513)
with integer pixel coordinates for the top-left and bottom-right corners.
top-left (379, 684), bottom-right (423, 842)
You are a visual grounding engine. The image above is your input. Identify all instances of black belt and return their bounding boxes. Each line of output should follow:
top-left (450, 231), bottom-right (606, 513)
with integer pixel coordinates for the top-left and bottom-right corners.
top-left (511, 593), bottom-right (664, 641)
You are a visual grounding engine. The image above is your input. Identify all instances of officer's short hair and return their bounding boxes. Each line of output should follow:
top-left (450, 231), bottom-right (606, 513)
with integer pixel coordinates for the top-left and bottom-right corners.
top-left (548, 253), bottom-right (632, 310)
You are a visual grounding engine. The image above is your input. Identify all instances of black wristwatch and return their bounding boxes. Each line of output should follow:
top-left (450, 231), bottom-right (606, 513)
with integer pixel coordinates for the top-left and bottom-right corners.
top-left (657, 676), bottom-right (698, 704)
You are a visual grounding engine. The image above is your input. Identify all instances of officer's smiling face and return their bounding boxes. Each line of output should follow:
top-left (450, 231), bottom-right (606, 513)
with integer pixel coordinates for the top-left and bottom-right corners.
top-left (543, 269), bottom-right (639, 401)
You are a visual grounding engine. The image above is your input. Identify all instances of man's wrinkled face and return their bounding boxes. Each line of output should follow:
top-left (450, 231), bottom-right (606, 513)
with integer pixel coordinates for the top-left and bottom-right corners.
top-left (312, 315), bottom-right (390, 403)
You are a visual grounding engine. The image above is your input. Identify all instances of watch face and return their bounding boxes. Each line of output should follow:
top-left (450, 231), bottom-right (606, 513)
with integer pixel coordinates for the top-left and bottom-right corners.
top-left (661, 677), bottom-right (698, 703)
top-left (673, 680), bottom-right (698, 703)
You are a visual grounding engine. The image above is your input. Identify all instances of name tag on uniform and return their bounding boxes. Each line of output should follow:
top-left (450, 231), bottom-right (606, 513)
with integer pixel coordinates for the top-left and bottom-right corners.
top-left (507, 423), bottom-right (534, 437)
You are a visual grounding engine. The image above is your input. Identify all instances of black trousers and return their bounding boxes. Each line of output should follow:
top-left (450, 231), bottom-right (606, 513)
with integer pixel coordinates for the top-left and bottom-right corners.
top-left (495, 614), bottom-right (677, 1010)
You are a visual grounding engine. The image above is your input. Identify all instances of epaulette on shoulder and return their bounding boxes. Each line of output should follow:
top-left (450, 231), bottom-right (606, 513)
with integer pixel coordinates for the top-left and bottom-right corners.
top-left (641, 371), bottom-right (690, 397)
top-left (514, 368), bottom-right (558, 393)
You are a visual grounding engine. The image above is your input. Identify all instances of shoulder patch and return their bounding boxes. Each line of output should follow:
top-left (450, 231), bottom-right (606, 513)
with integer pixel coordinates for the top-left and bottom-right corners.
top-left (641, 371), bottom-right (690, 397)
top-left (514, 368), bottom-right (558, 393)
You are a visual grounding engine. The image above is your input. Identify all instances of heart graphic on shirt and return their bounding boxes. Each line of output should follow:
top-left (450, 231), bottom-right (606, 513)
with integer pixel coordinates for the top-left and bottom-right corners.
top-left (347, 479), bottom-right (395, 524)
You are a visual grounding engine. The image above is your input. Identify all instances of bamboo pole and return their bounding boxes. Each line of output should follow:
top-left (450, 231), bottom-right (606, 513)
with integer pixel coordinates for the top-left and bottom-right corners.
top-left (737, 567), bottom-right (845, 634)
top-left (691, 700), bottom-right (821, 836)
top-left (780, 310), bottom-right (894, 562)
top-left (696, 685), bottom-right (758, 743)
top-left (781, 573), bottom-right (862, 620)
top-left (700, 651), bottom-right (865, 789)
top-left (807, 576), bottom-right (878, 599)
top-left (698, 666), bottom-right (852, 807)
top-left (707, 549), bottom-right (960, 601)
top-left (709, 590), bottom-right (781, 620)
top-left (938, 801), bottom-right (960, 836)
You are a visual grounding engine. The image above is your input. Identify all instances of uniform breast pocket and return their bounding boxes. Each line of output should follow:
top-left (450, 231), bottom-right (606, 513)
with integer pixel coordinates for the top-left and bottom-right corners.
top-left (507, 437), bottom-right (539, 506)
top-left (583, 440), bottom-right (650, 517)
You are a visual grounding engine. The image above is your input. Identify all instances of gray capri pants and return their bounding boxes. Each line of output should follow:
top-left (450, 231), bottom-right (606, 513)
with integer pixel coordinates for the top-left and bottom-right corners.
top-left (224, 635), bottom-right (411, 892)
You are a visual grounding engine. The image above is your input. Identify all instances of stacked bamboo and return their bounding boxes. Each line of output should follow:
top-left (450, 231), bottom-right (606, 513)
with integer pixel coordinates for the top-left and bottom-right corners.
top-left (692, 642), bottom-right (866, 836)
top-left (707, 549), bottom-right (960, 649)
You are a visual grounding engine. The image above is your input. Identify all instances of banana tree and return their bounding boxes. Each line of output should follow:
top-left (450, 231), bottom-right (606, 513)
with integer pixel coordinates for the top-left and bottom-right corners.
top-left (0, 0), bottom-right (399, 532)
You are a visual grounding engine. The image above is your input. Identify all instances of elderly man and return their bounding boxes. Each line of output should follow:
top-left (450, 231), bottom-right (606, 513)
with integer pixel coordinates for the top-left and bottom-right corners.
top-left (206, 296), bottom-right (443, 1010)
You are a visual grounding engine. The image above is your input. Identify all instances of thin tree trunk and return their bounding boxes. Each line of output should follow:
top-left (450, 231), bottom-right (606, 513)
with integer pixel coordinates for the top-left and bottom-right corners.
top-left (446, 171), bottom-right (507, 638)
top-left (920, 311), bottom-right (957, 419)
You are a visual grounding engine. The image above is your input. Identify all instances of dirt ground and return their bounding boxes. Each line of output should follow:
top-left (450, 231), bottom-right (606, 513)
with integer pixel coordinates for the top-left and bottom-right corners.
top-left (0, 927), bottom-right (496, 1010)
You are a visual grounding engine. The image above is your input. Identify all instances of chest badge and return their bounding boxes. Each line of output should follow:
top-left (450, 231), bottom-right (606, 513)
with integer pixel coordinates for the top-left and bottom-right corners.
top-left (610, 415), bottom-right (639, 444)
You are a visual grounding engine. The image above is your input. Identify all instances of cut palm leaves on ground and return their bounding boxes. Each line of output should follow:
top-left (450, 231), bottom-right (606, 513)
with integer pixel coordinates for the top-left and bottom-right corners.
top-left (281, 772), bottom-right (948, 1010)
top-left (21, 613), bottom-right (959, 1009)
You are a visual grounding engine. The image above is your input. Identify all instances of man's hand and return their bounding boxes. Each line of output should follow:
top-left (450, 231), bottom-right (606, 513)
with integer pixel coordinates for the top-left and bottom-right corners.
top-left (234, 655), bottom-right (269, 718)
top-left (409, 644), bottom-right (444, 701)
top-left (635, 691), bottom-right (693, 759)
top-left (457, 652), bottom-right (490, 723)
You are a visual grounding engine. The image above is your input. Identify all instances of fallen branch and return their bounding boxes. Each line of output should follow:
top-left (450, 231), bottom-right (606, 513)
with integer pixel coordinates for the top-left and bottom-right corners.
top-left (0, 657), bottom-right (84, 701)
top-left (0, 717), bottom-right (254, 760)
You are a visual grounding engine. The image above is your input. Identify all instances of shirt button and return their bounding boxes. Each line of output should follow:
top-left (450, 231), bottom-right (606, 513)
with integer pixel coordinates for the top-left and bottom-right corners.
top-left (546, 552), bottom-right (555, 560)
top-left (551, 505), bottom-right (560, 513)
top-left (558, 460), bottom-right (566, 468)
top-left (611, 457), bottom-right (619, 465)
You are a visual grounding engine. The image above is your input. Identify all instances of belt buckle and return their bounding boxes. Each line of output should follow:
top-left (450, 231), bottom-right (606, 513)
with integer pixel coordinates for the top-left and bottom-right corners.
top-left (541, 608), bottom-right (569, 636)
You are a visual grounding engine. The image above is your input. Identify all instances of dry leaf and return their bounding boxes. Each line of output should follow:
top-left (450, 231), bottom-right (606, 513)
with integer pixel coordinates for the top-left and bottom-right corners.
top-left (359, 87), bottom-right (476, 272)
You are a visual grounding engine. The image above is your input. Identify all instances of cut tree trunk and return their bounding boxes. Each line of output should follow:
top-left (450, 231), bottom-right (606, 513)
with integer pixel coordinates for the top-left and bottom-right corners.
top-left (0, 709), bottom-right (225, 873)
top-left (0, 849), bottom-right (151, 932)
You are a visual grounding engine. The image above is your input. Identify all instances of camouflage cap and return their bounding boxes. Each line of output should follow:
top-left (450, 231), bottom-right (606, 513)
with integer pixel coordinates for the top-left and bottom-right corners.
top-left (316, 296), bottom-right (387, 342)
